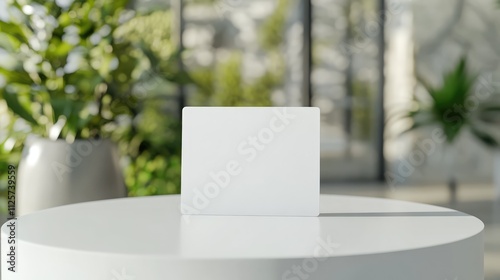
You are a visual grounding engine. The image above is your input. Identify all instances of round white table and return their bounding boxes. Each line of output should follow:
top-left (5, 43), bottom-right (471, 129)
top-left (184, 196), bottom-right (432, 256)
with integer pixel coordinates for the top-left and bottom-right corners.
top-left (1, 195), bottom-right (484, 280)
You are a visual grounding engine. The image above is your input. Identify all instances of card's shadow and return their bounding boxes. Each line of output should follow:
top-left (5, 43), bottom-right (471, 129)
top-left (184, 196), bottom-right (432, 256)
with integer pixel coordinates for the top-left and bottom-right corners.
top-left (319, 211), bottom-right (468, 217)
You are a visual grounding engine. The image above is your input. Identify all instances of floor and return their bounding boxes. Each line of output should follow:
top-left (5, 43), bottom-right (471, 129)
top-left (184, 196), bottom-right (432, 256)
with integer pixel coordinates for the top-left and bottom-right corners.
top-left (322, 183), bottom-right (500, 280)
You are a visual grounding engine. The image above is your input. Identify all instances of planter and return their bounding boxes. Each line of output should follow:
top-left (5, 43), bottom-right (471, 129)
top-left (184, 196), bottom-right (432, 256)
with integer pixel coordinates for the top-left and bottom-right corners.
top-left (16, 136), bottom-right (127, 216)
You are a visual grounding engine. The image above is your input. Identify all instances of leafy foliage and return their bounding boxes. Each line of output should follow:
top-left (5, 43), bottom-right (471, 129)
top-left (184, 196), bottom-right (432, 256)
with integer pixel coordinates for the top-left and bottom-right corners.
top-left (0, 0), bottom-right (187, 201)
top-left (404, 57), bottom-right (500, 147)
top-left (194, 54), bottom-right (278, 106)
top-left (190, 0), bottom-right (287, 106)
top-left (352, 80), bottom-right (374, 141)
top-left (0, 0), bottom-right (290, 204)
top-left (190, 55), bottom-right (280, 107)
top-left (0, 0), bottom-right (143, 139)
top-left (260, 0), bottom-right (288, 51)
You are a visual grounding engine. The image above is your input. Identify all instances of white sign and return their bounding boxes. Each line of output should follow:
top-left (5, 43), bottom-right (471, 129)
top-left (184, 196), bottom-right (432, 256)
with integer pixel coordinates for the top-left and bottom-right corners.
top-left (181, 107), bottom-right (319, 216)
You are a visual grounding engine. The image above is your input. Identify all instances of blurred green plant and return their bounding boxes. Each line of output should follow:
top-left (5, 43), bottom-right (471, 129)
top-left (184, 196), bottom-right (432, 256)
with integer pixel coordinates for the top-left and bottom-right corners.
top-left (114, 9), bottom-right (187, 197)
top-left (0, 0), bottom-right (188, 203)
top-left (352, 80), bottom-right (373, 141)
top-left (400, 56), bottom-right (500, 199)
top-left (260, 0), bottom-right (287, 51)
top-left (403, 57), bottom-right (500, 146)
top-left (191, 54), bottom-right (280, 106)
top-left (190, 0), bottom-right (287, 106)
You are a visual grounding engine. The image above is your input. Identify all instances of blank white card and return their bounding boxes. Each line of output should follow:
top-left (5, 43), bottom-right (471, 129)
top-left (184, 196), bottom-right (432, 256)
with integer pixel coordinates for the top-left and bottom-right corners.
top-left (181, 107), bottom-right (319, 216)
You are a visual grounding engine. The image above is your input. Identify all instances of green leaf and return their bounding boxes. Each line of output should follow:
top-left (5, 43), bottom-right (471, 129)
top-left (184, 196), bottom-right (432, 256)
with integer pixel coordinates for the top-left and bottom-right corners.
top-left (477, 107), bottom-right (500, 124)
top-left (50, 98), bottom-right (84, 121)
top-left (46, 39), bottom-right (74, 58)
top-left (470, 126), bottom-right (499, 147)
top-left (0, 33), bottom-right (22, 51)
top-left (0, 68), bottom-right (32, 85)
top-left (424, 57), bottom-right (475, 116)
top-left (409, 56), bottom-right (476, 143)
top-left (442, 121), bottom-right (463, 143)
top-left (2, 92), bottom-right (38, 124)
top-left (50, 98), bottom-right (89, 135)
top-left (0, 21), bottom-right (29, 45)
top-left (480, 106), bottom-right (500, 113)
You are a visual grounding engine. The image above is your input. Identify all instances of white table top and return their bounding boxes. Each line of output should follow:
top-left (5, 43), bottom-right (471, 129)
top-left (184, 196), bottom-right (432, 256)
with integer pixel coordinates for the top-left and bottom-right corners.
top-left (8, 194), bottom-right (483, 259)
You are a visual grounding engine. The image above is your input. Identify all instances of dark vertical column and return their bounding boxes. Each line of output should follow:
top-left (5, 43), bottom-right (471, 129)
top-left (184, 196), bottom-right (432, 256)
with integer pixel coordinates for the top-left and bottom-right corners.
top-left (173, 0), bottom-right (185, 118)
top-left (343, 2), bottom-right (353, 157)
top-left (375, 0), bottom-right (386, 181)
top-left (302, 0), bottom-right (312, 107)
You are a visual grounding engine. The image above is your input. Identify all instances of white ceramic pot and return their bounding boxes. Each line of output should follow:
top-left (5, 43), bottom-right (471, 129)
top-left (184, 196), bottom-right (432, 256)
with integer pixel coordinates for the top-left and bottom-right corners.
top-left (16, 137), bottom-right (127, 216)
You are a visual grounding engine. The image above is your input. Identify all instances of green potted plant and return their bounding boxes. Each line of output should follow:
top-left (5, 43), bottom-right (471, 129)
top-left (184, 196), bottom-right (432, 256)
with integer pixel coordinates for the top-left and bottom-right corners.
top-left (402, 57), bottom-right (500, 201)
top-left (0, 0), bottom-right (186, 215)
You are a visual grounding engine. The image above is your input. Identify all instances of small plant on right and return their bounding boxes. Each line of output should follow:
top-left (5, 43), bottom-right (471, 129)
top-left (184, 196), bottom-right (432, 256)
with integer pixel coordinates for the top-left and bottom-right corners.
top-left (402, 56), bottom-right (500, 201)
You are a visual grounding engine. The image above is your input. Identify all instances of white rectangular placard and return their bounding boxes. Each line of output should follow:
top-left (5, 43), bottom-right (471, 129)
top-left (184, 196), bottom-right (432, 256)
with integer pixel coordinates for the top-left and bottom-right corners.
top-left (181, 107), bottom-right (319, 216)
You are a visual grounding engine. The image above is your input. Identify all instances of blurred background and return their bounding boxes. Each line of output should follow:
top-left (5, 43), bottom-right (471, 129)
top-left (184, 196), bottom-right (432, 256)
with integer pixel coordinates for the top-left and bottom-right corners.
top-left (1, 0), bottom-right (500, 278)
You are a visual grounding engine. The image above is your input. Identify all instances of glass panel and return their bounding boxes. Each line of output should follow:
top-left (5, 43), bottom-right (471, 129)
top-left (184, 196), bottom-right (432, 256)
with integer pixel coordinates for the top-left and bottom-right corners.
top-left (312, 0), bottom-right (381, 181)
top-left (182, 0), bottom-right (303, 107)
top-left (385, 0), bottom-right (500, 185)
